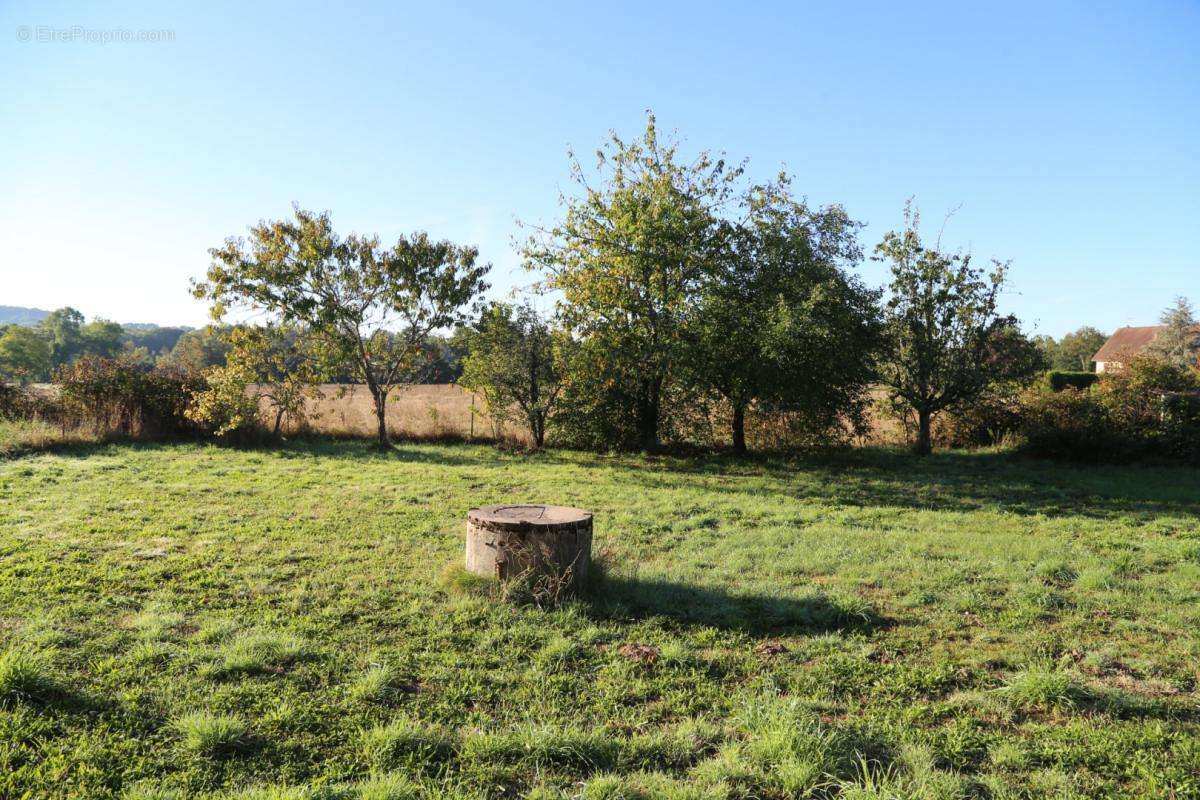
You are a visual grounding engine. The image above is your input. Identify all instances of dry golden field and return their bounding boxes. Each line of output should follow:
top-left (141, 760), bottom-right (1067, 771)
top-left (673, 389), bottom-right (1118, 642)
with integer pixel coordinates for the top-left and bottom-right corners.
top-left (268, 383), bottom-right (909, 448)
top-left (260, 383), bottom-right (532, 443)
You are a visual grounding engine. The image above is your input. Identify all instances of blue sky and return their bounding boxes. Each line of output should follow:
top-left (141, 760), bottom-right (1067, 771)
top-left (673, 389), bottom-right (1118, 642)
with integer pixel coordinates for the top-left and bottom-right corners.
top-left (2, 0), bottom-right (1197, 336)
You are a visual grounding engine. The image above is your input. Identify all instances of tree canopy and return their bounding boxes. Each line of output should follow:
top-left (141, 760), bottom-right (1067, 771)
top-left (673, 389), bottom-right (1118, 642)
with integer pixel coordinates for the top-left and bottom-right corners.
top-left (522, 113), bottom-right (737, 450)
top-left (1148, 296), bottom-right (1200, 369)
top-left (195, 206), bottom-right (489, 447)
top-left (1037, 326), bottom-right (1106, 372)
top-left (875, 203), bottom-right (1030, 455)
top-left (0, 324), bottom-right (52, 384)
top-left (459, 303), bottom-right (570, 448)
top-left (690, 176), bottom-right (881, 452)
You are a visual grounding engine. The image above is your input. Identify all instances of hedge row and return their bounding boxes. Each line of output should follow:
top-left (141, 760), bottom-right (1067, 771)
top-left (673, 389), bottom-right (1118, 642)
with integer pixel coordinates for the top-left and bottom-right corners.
top-left (1047, 371), bottom-right (1099, 392)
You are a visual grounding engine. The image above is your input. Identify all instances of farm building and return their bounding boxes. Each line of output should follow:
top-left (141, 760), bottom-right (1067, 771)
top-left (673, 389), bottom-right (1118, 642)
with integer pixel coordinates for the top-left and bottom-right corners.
top-left (1092, 325), bottom-right (1165, 373)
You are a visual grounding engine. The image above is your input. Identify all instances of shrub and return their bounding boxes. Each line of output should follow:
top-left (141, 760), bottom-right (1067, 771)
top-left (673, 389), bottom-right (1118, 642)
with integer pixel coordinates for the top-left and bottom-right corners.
top-left (1095, 355), bottom-right (1199, 429)
top-left (1047, 371), bottom-right (1098, 392)
top-left (185, 362), bottom-right (260, 438)
top-left (0, 383), bottom-right (27, 419)
top-left (1096, 355), bottom-right (1200, 460)
top-left (1018, 385), bottom-right (1115, 461)
top-left (57, 355), bottom-right (204, 438)
top-left (940, 386), bottom-right (1024, 448)
top-left (0, 384), bottom-right (63, 425)
top-left (1160, 391), bottom-right (1200, 459)
top-left (1018, 355), bottom-right (1200, 461)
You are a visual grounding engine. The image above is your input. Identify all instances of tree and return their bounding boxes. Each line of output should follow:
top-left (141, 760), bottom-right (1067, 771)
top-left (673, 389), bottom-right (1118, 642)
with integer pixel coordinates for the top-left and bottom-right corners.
top-left (981, 320), bottom-right (1047, 380)
top-left (691, 176), bottom-right (881, 453)
top-left (163, 325), bottom-right (232, 373)
top-left (124, 325), bottom-right (191, 358)
top-left (522, 113), bottom-right (736, 450)
top-left (186, 324), bottom-right (319, 438)
top-left (1148, 296), bottom-right (1199, 369)
top-left (80, 319), bottom-right (125, 359)
top-left (1033, 334), bottom-right (1059, 371)
top-left (195, 207), bottom-right (489, 447)
top-left (875, 203), bottom-right (1022, 455)
top-left (1055, 326), bottom-right (1107, 372)
top-left (185, 358), bottom-right (259, 437)
top-left (459, 303), bottom-right (569, 448)
top-left (231, 324), bottom-right (322, 437)
top-left (422, 334), bottom-right (467, 384)
top-left (38, 307), bottom-right (84, 368)
top-left (0, 324), bottom-right (52, 383)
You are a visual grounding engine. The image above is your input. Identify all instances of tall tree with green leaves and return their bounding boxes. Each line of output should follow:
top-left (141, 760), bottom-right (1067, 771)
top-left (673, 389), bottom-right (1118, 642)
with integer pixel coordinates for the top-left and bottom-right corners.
top-left (163, 325), bottom-right (233, 373)
top-left (691, 176), bottom-right (881, 453)
top-left (459, 303), bottom-right (569, 448)
top-left (875, 203), bottom-right (1025, 455)
top-left (38, 307), bottom-right (84, 368)
top-left (0, 324), bottom-right (52, 383)
top-left (80, 319), bottom-right (125, 359)
top-left (1148, 296), bottom-right (1199, 369)
top-left (522, 113), bottom-right (737, 450)
top-left (195, 207), bottom-right (489, 447)
top-left (1041, 326), bottom-right (1108, 372)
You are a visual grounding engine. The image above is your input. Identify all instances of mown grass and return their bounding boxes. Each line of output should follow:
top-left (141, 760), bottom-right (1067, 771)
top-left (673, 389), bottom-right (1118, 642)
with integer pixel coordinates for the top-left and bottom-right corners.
top-left (1, 438), bottom-right (1198, 798)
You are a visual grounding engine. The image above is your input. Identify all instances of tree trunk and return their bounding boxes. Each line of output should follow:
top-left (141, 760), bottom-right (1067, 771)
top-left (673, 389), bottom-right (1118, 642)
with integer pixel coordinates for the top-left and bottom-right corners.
top-left (272, 408), bottom-right (285, 438)
top-left (372, 388), bottom-right (390, 449)
top-left (636, 389), bottom-right (659, 452)
top-left (731, 403), bottom-right (747, 455)
top-left (915, 408), bottom-right (932, 456)
top-left (533, 414), bottom-right (546, 449)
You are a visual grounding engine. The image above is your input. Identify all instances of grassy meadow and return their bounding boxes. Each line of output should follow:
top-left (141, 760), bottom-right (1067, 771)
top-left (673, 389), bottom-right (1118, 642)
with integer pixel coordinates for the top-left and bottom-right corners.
top-left (1, 438), bottom-right (1198, 798)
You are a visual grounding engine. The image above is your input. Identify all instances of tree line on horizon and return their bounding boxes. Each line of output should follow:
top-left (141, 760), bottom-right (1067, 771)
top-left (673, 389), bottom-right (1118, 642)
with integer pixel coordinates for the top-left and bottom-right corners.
top-left (5, 115), bottom-right (1199, 457)
top-left (0, 311), bottom-right (466, 387)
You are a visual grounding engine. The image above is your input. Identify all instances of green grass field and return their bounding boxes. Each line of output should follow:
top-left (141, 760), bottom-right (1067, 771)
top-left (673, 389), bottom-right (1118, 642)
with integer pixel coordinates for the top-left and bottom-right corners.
top-left (1, 439), bottom-right (1198, 799)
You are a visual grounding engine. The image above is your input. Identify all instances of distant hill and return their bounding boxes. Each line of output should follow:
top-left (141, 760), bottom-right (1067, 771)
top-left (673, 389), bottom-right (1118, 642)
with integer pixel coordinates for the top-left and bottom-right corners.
top-left (0, 305), bottom-right (50, 325)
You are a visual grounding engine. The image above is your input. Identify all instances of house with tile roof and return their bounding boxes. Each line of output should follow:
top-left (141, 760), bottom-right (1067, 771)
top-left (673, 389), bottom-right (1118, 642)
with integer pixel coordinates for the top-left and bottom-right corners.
top-left (1091, 326), bottom-right (1164, 373)
top-left (1090, 325), bottom-right (1200, 373)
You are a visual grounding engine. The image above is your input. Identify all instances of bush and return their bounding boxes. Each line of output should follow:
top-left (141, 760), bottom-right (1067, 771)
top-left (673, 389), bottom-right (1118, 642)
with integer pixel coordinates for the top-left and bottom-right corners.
top-left (185, 363), bottom-right (260, 438)
top-left (1017, 385), bottom-right (1115, 460)
top-left (1160, 392), bottom-right (1200, 460)
top-left (1047, 371), bottom-right (1098, 392)
top-left (1019, 355), bottom-right (1200, 461)
top-left (0, 383), bottom-right (26, 419)
top-left (57, 355), bottom-right (205, 438)
top-left (0, 384), bottom-right (62, 425)
top-left (940, 385), bottom-right (1025, 448)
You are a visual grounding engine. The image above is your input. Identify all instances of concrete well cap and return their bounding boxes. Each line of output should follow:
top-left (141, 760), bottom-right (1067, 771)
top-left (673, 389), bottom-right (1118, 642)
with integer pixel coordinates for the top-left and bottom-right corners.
top-left (467, 504), bottom-right (592, 527)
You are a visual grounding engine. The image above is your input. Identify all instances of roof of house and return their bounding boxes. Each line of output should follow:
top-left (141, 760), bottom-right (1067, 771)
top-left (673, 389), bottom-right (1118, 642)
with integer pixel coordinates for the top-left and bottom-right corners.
top-left (1092, 325), bottom-right (1164, 363)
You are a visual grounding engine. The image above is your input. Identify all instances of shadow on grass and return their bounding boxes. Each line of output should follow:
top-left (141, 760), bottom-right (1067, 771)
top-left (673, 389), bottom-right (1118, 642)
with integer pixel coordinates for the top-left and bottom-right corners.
top-left (581, 574), bottom-right (889, 636)
top-left (10, 434), bottom-right (1199, 521)
top-left (2, 433), bottom-right (496, 468)
top-left (611, 447), bottom-right (1200, 522)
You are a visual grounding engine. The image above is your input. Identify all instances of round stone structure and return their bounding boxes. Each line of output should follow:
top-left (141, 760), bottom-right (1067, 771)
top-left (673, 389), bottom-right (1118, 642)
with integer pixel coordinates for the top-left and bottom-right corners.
top-left (465, 504), bottom-right (593, 589)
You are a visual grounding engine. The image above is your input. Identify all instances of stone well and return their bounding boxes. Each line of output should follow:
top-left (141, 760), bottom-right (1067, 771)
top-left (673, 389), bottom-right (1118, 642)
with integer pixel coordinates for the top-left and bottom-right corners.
top-left (465, 504), bottom-right (593, 589)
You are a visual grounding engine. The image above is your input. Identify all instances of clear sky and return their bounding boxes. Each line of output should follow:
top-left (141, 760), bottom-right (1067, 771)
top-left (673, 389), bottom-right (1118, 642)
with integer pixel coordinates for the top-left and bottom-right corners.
top-left (2, 0), bottom-right (1197, 337)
